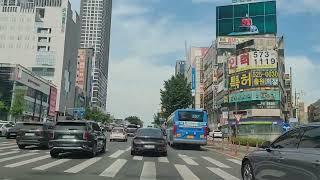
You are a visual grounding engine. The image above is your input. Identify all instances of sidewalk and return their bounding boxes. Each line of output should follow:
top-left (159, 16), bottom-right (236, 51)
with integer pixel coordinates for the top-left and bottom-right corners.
top-left (204, 138), bottom-right (257, 159)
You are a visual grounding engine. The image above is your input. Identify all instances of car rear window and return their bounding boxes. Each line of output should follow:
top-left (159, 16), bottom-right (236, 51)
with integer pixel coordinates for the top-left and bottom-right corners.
top-left (22, 123), bottom-right (43, 130)
top-left (55, 122), bottom-right (87, 130)
top-left (127, 125), bottom-right (138, 128)
top-left (178, 111), bottom-right (204, 122)
top-left (137, 129), bottom-right (162, 138)
top-left (112, 129), bottom-right (124, 133)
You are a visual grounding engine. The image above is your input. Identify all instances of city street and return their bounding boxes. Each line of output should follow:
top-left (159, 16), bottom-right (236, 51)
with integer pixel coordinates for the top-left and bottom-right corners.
top-left (0, 135), bottom-right (242, 180)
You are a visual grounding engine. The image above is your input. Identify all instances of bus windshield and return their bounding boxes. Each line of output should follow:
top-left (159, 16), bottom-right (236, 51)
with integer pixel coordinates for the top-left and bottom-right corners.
top-left (178, 111), bottom-right (204, 122)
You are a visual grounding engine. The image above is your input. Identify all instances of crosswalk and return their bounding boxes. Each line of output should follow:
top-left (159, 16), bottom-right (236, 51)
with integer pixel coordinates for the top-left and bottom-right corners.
top-left (0, 140), bottom-right (241, 180)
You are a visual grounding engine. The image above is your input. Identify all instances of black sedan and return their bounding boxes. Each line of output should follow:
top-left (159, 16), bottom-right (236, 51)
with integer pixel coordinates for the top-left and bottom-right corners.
top-left (241, 123), bottom-right (320, 180)
top-left (131, 128), bottom-right (167, 156)
top-left (6, 122), bottom-right (23, 139)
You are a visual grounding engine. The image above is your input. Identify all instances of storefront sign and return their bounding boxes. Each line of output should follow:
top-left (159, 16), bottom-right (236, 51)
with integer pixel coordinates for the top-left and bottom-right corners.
top-left (229, 90), bottom-right (280, 103)
top-left (229, 70), bottom-right (252, 90)
top-left (217, 36), bottom-right (277, 50)
top-left (229, 50), bottom-right (278, 74)
top-left (252, 69), bottom-right (279, 87)
top-left (48, 86), bottom-right (57, 117)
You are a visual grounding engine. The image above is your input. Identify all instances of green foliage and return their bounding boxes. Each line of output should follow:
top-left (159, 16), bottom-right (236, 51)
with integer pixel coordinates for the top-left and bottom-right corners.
top-left (125, 116), bottom-right (143, 127)
top-left (85, 108), bottom-right (111, 123)
top-left (160, 74), bottom-right (192, 118)
top-left (0, 100), bottom-right (8, 113)
top-left (230, 137), bottom-right (266, 147)
top-left (10, 89), bottom-right (25, 120)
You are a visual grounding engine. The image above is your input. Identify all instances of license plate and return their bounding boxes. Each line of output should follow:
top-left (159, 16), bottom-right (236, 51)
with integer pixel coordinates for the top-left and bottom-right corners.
top-left (62, 135), bottom-right (75, 139)
top-left (25, 133), bottom-right (35, 136)
top-left (144, 145), bottom-right (155, 149)
top-left (187, 135), bottom-right (194, 139)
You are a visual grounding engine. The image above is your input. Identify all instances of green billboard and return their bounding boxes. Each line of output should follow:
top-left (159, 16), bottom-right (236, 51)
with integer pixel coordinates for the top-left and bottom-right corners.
top-left (216, 1), bottom-right (277, 36)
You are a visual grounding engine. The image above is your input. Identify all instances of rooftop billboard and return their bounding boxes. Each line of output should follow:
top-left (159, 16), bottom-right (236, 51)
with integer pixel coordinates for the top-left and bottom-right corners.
top-left (216, 1), bottom-right (277, 36)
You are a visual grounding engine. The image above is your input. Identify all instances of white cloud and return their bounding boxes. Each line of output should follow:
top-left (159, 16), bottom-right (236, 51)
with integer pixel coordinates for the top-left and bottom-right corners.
top-left (108, 2), bottom-right (215, 125)
top-left (286, 56), bottom-right (320, 105)
top-left (113, 3), bottom-right (150, 17)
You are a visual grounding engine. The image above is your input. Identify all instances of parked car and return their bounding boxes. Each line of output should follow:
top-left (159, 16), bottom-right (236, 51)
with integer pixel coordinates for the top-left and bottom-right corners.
top-left (16, 122), bottom-right (55, 149)
top-left (0, 122), bottom-right (13, 136)
top-left (49, 120), bottom-right (106, 158)
top-left (241, 123), bottom-right (320, 180)
top-left (6, 122), bottom-right (23, 139)
top-left (213, 130), bottom-right (223, 139)
top-left (110, 127), bottom-right (127, 142)
top-left (127, 124), bottom-right (138, 137)
top-left (131, 128), bottom-right (167, 156)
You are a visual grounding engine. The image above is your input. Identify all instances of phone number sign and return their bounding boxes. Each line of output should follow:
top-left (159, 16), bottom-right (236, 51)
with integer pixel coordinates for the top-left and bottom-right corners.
top-left (229, 69), bottom-right (279, 90)
top-left (229, 50), bottom-right (278, 74)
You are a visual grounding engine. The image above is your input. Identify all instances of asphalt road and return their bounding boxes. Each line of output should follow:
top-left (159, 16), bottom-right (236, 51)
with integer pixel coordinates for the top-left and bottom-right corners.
top-left (0, 135), bottom-right (242, 180)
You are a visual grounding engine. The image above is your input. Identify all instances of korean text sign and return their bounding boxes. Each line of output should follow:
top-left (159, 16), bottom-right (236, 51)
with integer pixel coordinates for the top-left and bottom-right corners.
top-left (229, 50), bottom-right (277, 74)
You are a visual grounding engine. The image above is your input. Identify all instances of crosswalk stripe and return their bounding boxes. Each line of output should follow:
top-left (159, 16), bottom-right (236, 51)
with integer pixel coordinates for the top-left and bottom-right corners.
top-left (5, 155), bottom-right (51, 168)
top-left (64, 157), bottom-right (102, 173)
top-left (227, 159), bottom-right (242, 165)
top-left (10, 149), bottom-right (20, 151)
top-left (158, 157), bottom-right (169, 163)
top-left (0, 145), bottom-right (17, 150)
top-left (175, 164), bottom-right (200, 180)
top-left (178, 154), bottom-right (198, 166)
top-left (99, 159), bottom-right (127, 177)
top-left (133, 156), bottom-right (143, 160)
top-left (202, 156), bottom-right (231, 168)
top-left (207, 167), bottom-right (240, 180)
top-left (140, 161), bottom-right (156, 180)
top-left (0, 143), bottom-right (16, 146)
top-left (0, 153), bottom-right (38, 163)
top-left (33, 159), bottom-right (71, 170)
top-left (109, 150), bottom-right (125, 158)
top-left (125, 146), bottom-right (131, 151)
top-left (29, 150), bottom-right (40, 152)
top-left (0, 151), bottom-right (19, 156)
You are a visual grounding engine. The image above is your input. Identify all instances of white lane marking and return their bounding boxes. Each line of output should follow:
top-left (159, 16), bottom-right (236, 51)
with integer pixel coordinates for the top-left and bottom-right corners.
top-left (45, 152), bottom-right (50, 154)
top-left (33, 159), bottom-right (71, 170)
top-left (140, 161), bottom-right (156, 180)
top-left (0, 143), bottom-right (16, 146)
top-left (0, 145), bottom-right (17, 150)
top-left (202, 156), bottom-right (231, 168)
top-left (158, 157), bottom-right (169, 163)
top-left (175, 164), bottom-right (200, 180)
top-left (28, 150), bottom-right (41, 152)
top-left (99, 159), bottom-right (127, 177)
top-left (9, 149), bottom-right (19, 151)
top-left (109, 150), bottom-right (125, 158)
top-left (133, 156), bottom-right (143, 161)
top-left (178, 154), bottom-right (198, 166)
top-left (64, 157), bottom-right (102, 173)
top-left (207, 167), bottom-right (240, 180)
top-left (227, 159), bottom-right (242, 165)
top-left (0, 153), bottom-right (38, 163)
top-left (0, 151), bottom-right (19, 156)
top-left (125, 146), bottom-right (131, 151)
top-left (5, 155), bottom-right (51, 168)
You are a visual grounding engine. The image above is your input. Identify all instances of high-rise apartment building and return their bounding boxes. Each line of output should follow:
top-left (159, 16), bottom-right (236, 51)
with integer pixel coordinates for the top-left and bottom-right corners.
top-left (175, 60), bottom-right (186, 76)
top-left (0, 0), bottom-right (80, 115)
top-left (79, 0), bottom-right (112, 112)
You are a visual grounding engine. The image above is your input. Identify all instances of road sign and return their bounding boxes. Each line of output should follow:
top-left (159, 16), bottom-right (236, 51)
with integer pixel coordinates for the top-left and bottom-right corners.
top-left (234, 114), bottom-right (242, 122)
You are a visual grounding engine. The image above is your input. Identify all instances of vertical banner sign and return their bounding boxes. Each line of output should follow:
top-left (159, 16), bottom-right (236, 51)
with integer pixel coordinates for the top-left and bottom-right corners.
top-left (61, 8), bottom-right (66, 32)
top-left (48, 87), bottom-right (57, 117)
top-left (192, 67), bottom-right (196, 90)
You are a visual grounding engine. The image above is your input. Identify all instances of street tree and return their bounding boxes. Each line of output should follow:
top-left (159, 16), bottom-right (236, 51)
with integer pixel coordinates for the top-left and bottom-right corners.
top-left (10, 89), bottom-right (25, 121)
top-left (85, 108), bottom-right (112, 123)
top-left (125, 116), bottom-right (143, 127)
top-left (160, 74), bottom-right (192, 118)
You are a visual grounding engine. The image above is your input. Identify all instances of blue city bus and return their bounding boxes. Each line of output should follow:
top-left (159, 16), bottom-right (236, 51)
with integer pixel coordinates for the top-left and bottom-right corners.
top-left (166, 109), bottom-right (208, 147)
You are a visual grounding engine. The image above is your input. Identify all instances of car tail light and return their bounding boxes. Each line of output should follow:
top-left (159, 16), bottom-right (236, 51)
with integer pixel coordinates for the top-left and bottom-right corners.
top-left (173, 125), bottom-right (177, 135)
top-left (83, 131), bottom-right (89, 140)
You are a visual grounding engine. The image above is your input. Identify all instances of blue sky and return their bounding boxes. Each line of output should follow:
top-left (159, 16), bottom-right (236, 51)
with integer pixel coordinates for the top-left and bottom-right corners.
top-left (70, 0), bottom-right (320, 124)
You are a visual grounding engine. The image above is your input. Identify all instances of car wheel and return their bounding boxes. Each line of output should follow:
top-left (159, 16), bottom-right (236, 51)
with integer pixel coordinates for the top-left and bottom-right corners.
top-left (131, 149), bottom-right (136, 156)
top-left (100, 141), bottom-right (106, 154)
top-left (161, 151), bottom-right (167, 157)
top-left (18, 144), bottom-right (25, 149)
top-left (242, 160), bottom-right (255, 180)
top-left (6, 134), bottom-right (10, 139)
top-left (89, 143), bottom-right (97, 158)
top-left (50, 151), bottom-right (59, 158)
top-left (110, 139), bottom-right (113, 142)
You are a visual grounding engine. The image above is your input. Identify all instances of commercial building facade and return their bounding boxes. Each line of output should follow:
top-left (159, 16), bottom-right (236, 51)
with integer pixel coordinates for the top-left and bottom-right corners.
top-left (80, 0), bottom-right (112, 112)
top-left (175, 60), bottom-right (186, 76)
top-left (0, 63), bottom-right (56, 121)
top-left (0, 0), bottom-right (80, 115)
top-left (201, 0), bottom-right (292, 140)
